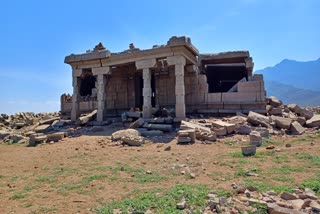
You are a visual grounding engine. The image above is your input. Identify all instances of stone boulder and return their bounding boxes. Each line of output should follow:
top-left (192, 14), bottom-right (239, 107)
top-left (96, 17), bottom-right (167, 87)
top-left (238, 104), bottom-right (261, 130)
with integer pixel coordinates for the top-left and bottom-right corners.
top-left (111, 129), bottom-right (140, 141)
top-left (247, 111), bottom-right (271, 128)
top-left (287, 104), bottom-right (302, 114)
top-left (271, 115), bottom-right (293, 130)
top-left (306, 115), bottom-right (320, 128)
top-left (121, 134), bottom-right (144, 146)
top-left (235, 124), bottom-right (252, 135)
top-left (299, 109), bottom-right (314, 120)
top-left (268, 96), bottom-right (282, 107)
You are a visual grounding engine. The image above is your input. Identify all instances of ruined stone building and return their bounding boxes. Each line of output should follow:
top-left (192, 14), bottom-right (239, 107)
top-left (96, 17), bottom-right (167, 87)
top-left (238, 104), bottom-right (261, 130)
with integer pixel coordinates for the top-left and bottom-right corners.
top-left (62, 36), bottom-right (266, 122)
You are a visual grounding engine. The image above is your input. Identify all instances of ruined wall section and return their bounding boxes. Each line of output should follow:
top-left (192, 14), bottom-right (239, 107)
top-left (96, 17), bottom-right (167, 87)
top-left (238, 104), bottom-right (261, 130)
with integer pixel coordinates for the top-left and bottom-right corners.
top-left (184, 73), bottom-right (208, 105)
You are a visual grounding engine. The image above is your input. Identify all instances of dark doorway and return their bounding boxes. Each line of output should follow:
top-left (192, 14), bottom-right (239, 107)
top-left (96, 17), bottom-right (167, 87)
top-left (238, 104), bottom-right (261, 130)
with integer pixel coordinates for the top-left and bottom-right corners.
top-left (79, 69), bottom-right (96, 96)
top-left (134, 73), bottom-right (143, 110)
top-left (206, 65), bottom-right (247, 93)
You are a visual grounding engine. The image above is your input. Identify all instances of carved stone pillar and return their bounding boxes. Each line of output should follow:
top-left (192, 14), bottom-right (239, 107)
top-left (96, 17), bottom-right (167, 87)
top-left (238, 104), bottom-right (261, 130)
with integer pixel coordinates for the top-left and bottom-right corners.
top-left (136, 59), bottom-right (156, 118)
top-left (167, 55), bottom-right (186, 119)
top-left (71, 68), bottom-right (82, 121)
top-left (92, 67), bottom-right (110, 122)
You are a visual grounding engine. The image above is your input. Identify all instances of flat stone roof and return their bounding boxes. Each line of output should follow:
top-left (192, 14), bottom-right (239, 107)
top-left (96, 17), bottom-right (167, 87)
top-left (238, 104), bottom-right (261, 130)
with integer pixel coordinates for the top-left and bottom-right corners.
top-left (65, 36), bottom-right (199, 64)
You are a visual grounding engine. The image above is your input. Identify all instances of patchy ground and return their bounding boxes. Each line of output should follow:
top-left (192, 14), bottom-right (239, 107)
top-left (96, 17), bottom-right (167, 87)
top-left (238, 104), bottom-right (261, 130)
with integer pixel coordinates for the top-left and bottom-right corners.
top-left (0, 129), bottom-right (320, 213)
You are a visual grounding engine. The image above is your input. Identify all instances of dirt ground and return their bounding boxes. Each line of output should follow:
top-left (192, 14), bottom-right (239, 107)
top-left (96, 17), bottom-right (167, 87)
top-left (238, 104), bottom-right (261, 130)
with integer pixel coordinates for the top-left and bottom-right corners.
top-left (0, 125), bottom-right (319, 214)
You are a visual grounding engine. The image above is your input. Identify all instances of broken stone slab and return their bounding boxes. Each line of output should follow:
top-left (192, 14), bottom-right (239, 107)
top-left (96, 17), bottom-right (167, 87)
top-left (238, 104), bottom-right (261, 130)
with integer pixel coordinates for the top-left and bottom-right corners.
top-left (143, 123), bottom-right (172, 132)
top-left (0, 130), bottom-right (10, 139)
top-left (8, 134), bottom-right (25, 143)
top-left (140, 130), bottom-right (163, 137)
top-left (129, 118), bottom-right (145, 129)
top-left (47, 132), bottom-right (65, 142)
top-left (235, 124), bottom-right (252, 135)
top-left (296, 117), bottom-right (306, 126)
top-left (290, 121), bottom-right (305, 135)
top-left (111, 129), bottom-right (140, 141)
top-left (213, 127), bottom-right (227, 136)
top-left (253, 127), bottom-right (269, 138)
top-left (76, 110), bottom-right (97, 125)
top-left (249, 131), bottom-right (262, 147)
top-left (178, 129), bottom-right (196, 143)
top-left (310, 201), bottom-right (320, 212)
top-left (267, 203), bottom-right (304, 214)
top-left (52, 120), bottom-right (65, 127)
top-left (15, 122), bottom-right (26, 128)
top-left (268, 96), bottom-right (282, 108)
top-left (247, 111), bottom-right (271, 128)
top-left (290, 199), bottom-right (307, 210)
top-left (288, 104), bottom-right (302, 114)
top-left (241, 145), bottom-right (256, 156)
top-left (271, 115), bottom-right (293, 130)
top-left (34, 124), bottom-right (52, 133)
top-left (180, 120), bottom-right (211, 133)
top-left (306, 115), bottom-right (320, 128)
top-left (299, 109), bottom-right (314, 120)
top-left (212, 120), bottom-right (236, 134)
top-left (87, 120), bottom-right (112, 126)
top-left (126, 111), bottom-right (142, 118)
top-left (177, 136), bottom-right (192, 144)
top-left (29, 133), bottom-right (47, 146)
top-left (121, 134), bottom-right (144, 146)
top-left (280, 192), bottom-right (297, 200)
top-left (39, 117), bottom-right (60, 125)
top-left (269, 107), bottom-right (283, 116)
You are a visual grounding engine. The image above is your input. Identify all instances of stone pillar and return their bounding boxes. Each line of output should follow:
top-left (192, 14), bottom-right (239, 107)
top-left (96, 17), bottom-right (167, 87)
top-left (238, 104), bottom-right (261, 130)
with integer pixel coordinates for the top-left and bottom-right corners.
top-left (71, 68), bottom-right (82, 121)
top-left (92, 67), bottom-right (110, 122)
top-left (135, 59), bottom-right (156, 118)
top-left (167, 56), bottom-right (186, 119)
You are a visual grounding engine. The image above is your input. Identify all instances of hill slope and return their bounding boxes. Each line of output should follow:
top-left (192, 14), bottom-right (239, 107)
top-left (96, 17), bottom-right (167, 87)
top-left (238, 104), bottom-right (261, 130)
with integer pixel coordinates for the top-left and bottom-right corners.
top-left (265, 80), bottom-right (320, 107)
top-left (255, 58), bottom-right (320, 106)
top-left (256, 58), bottom-right (320, 92)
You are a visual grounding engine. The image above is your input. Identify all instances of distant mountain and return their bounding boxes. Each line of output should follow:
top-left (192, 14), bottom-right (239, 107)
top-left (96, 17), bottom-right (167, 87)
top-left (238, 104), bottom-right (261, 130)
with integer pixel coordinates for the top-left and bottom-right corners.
top-left (254, 58), bottom-right (320, 106)
top-left (256, 58), bottom-right (320, 92)
top-left (264, 80), bottom-right (320, 107)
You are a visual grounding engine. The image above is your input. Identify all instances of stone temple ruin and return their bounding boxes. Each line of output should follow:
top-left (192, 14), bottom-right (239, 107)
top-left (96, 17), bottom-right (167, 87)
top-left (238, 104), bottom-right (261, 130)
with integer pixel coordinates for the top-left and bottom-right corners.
top-left (62, 36), bottom-right (266, 122)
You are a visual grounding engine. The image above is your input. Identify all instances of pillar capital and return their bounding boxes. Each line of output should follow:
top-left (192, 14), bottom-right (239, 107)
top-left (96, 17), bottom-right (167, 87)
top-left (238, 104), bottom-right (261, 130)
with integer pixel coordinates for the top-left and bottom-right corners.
top-left (167, 55), bottom-right (186, 66)
top-left (92, 66), bottom-right (110, 76)
top-left (135, 59), bottom-right (156, 70)
top-left (72, 68), bottom-right (82, 78)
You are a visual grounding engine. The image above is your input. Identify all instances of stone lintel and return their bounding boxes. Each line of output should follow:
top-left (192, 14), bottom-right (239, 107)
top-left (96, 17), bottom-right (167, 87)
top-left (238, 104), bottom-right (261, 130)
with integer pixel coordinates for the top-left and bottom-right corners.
top-left (167, 55), bottom-right (186, 66)
top-left (135, 59), bottom-right (157, 70)
top-left (72, 69), bottom-right (82, 77)
top-left (92, 66), bottom-right (110, 75)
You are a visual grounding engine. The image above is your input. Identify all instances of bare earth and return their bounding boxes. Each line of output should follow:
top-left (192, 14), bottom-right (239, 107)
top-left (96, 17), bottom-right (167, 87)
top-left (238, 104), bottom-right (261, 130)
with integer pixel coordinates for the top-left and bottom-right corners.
top-left (0, 127), bottom-right (319, 213)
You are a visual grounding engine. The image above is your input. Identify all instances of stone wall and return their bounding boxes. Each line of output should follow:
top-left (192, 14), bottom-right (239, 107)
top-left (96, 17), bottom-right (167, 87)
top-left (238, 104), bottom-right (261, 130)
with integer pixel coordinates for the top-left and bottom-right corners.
top-left (155, 66), bottom-right (176, 107)
top-left (105, 70), bottom-right (135, 111)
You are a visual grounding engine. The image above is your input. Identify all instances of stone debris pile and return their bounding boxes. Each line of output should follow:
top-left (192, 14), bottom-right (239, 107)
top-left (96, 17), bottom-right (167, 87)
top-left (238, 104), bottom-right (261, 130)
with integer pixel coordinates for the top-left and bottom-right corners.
top-left (174, 185), bottom-right (320, 213)
top-left (0, 110), bottom-right (104, 146)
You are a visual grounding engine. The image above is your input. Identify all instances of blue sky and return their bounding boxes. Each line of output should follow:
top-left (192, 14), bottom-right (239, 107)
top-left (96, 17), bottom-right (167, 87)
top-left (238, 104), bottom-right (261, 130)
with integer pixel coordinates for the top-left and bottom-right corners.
top-left (1, 0), bottom-right (319, 114)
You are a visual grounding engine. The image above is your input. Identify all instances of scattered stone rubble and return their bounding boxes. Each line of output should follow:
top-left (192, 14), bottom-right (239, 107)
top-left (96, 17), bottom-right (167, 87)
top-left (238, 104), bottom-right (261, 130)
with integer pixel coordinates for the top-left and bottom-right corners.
top-left (174, 185), bottom-right (320, 213)
top-left (0, 110), bottom-right (103, 146)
